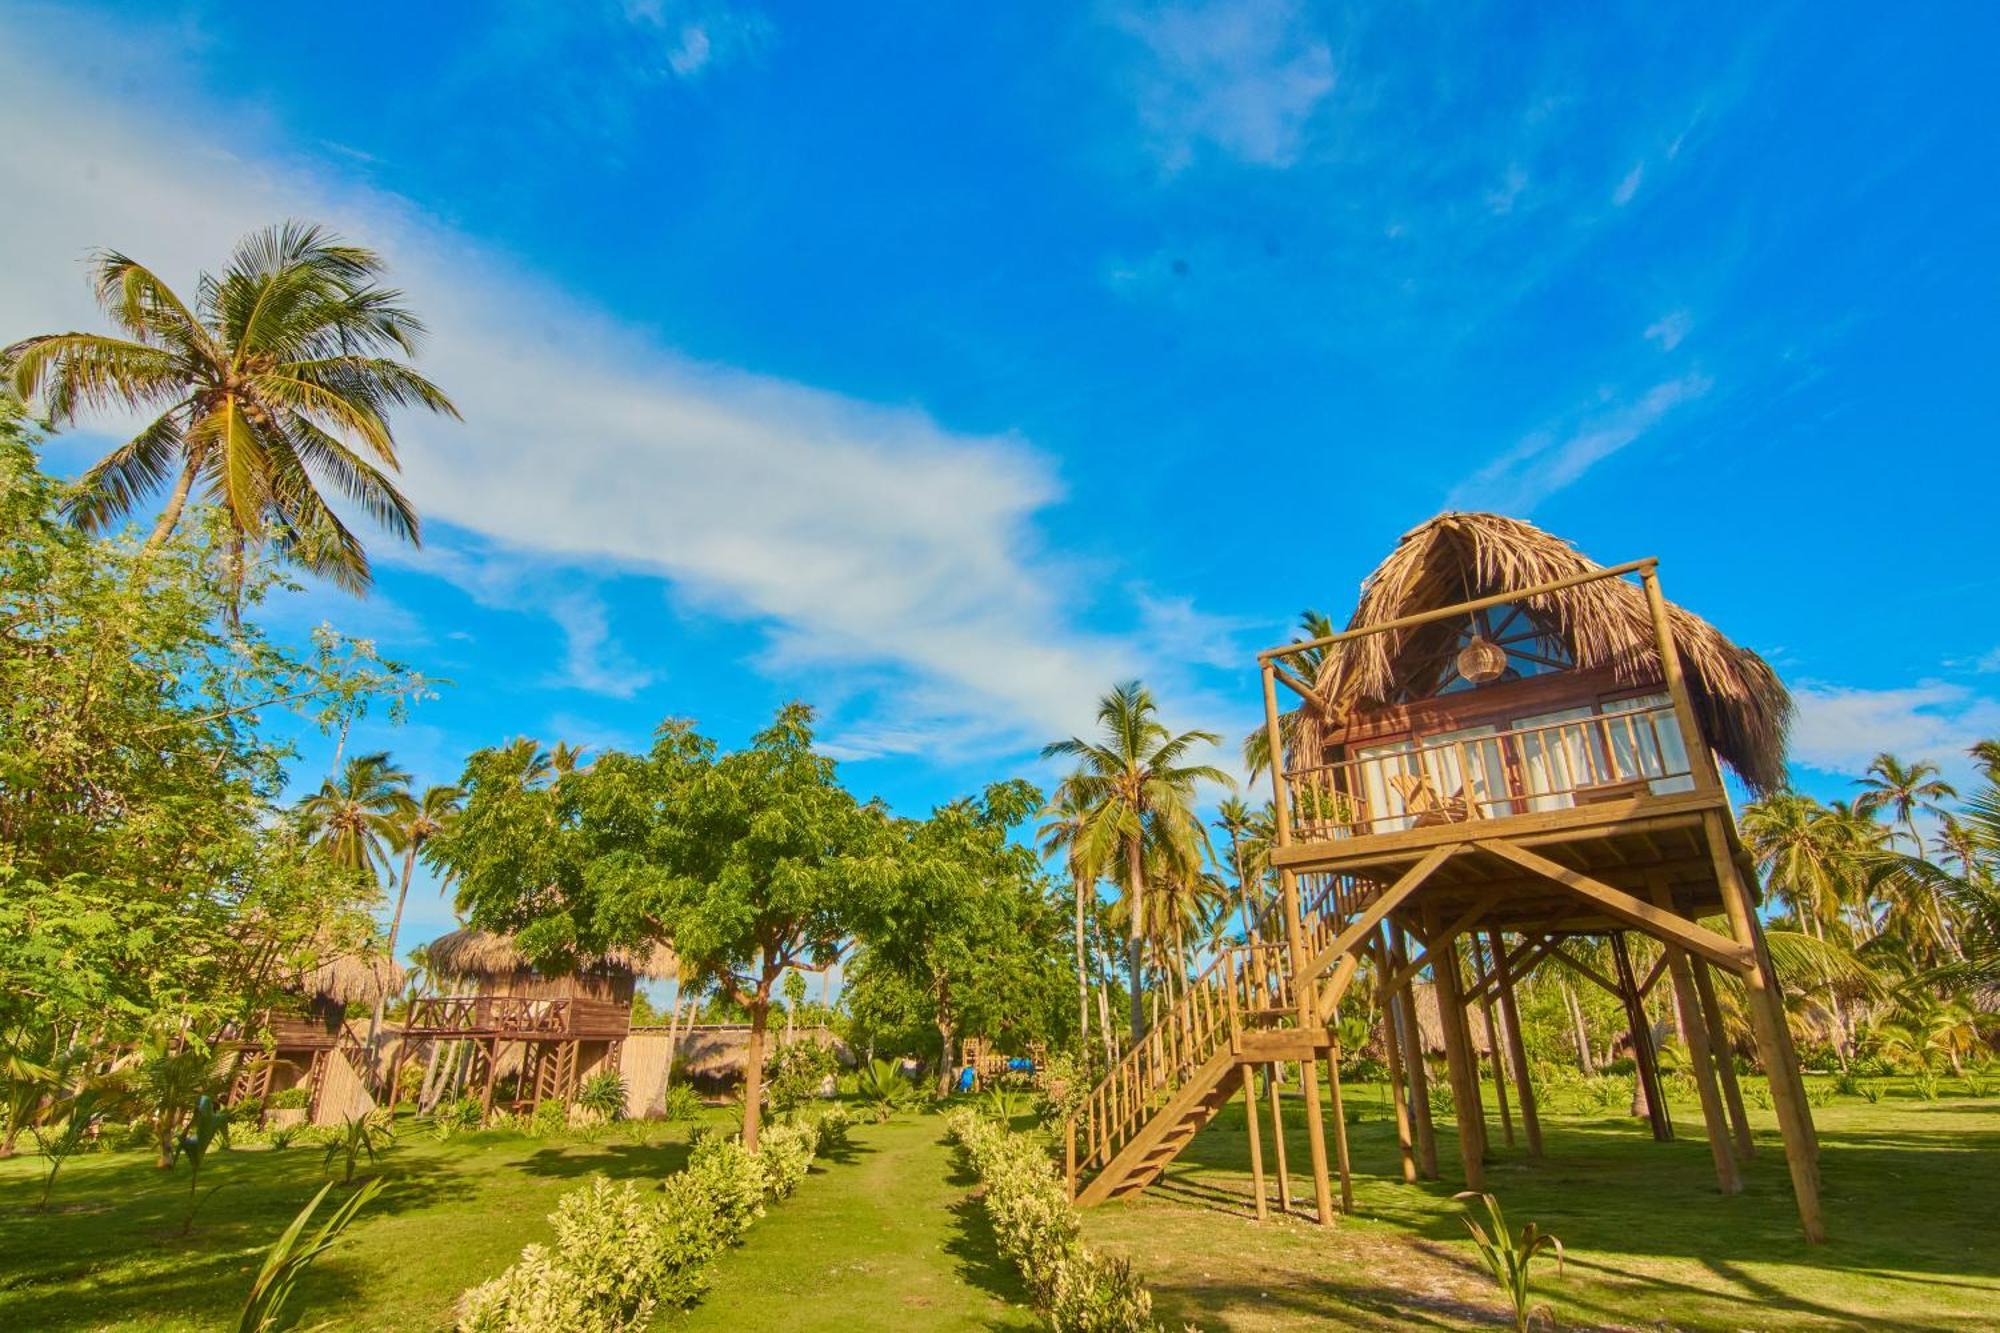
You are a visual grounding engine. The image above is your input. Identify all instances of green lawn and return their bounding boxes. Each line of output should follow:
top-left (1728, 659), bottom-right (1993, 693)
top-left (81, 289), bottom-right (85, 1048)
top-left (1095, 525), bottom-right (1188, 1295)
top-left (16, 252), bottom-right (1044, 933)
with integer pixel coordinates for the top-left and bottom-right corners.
top-left (5, 1088), bottom-right (1996, 1330)
top-left (1080, 1079), bottom-right (2000, 1330)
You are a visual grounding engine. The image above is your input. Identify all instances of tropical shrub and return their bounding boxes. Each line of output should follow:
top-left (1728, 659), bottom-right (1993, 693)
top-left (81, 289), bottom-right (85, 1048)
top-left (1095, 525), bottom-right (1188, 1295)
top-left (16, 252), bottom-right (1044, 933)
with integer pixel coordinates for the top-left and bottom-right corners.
top-left (530, 1100), bottom-right (568, 1138)
top-left (430, 1095), bottom-right (484, 1140)
top-left (322, 1111), bottom-right (394, 1183)
top-left (765, 1039), bottom-right (835, 1115)
top-left (458, 1122), bottom-right (823, 1331)
top-left (267, 1087), bottom-right (311, 1110)
top-left (810, 1102), bottom-right (854, 1152)
top-left (576, 1071), bottom-right (627, 1123)
top-left (659, 1084), bottom-right (703, 1123)
top-left (947, 1109), bottom-right (1159, 1332)
top-left (1455, 1191), bottom-right (1564, 1333)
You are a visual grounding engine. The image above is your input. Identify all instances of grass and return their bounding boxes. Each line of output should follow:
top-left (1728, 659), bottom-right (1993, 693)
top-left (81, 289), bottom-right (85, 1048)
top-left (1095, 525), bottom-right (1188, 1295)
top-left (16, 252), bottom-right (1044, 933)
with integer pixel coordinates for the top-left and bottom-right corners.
top-left (5, 1084), bottom-right (1996, 1330)
top-left (1079, 1076), bottom-right (2000, 1330)
top-left (665, 1114), bottom-right (1038, 1331)
top-left (0, 1115), bottom-right (728, 1330)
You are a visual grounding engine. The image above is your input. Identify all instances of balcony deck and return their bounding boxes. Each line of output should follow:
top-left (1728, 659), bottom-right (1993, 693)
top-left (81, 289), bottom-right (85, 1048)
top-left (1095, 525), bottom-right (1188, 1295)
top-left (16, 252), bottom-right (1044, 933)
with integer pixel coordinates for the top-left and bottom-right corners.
top-left (403, 994), bottom-right (631, 1041)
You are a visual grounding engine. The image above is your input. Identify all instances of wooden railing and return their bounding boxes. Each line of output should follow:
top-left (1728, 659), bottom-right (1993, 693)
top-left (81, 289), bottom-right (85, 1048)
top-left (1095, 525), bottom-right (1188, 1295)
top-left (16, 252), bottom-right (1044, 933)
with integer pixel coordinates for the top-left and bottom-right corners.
top-left (405, 995), bottom-right (575, 1035)
top-left (1282, 700), bottom-right (1689, 843)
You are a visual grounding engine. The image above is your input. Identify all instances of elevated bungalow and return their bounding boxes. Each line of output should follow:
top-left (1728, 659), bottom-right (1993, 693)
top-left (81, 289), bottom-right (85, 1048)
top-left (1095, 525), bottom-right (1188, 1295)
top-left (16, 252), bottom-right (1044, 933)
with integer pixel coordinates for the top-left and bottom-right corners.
top-left (398, 928), bottom-right (675, 1116)
top-left (1066, 514), bottom-right (1824, 1242)
top-left (228, 952), bottom-right (399, 1125)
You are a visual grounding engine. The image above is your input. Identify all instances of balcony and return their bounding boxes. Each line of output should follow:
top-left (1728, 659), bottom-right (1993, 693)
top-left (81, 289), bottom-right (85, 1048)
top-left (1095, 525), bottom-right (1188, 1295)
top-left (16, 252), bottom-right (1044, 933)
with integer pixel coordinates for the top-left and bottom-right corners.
top-left (404, 994), bottom-right (631, 1040)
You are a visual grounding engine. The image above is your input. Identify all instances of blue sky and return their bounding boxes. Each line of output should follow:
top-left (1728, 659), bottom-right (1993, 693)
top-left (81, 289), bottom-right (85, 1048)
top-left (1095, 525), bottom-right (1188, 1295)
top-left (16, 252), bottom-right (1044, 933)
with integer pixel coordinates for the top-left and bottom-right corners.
top-left (3, 2), bottom-right (1996, 959)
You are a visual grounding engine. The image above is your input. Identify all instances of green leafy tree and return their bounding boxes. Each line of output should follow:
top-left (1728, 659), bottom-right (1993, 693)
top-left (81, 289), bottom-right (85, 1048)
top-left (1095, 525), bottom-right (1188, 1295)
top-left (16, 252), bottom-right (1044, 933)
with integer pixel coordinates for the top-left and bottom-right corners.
top-left (1042, 682), bottom-right (1229, 1039)
top-left (4, 221), bottom-right (458, 592)
top-left (435, 705), bottom-right (893, 1150)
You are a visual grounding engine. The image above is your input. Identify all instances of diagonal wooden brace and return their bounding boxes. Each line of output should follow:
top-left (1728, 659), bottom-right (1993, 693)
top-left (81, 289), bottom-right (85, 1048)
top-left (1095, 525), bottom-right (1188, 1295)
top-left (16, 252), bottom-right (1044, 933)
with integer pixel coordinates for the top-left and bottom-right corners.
top-left (1473, 839), bottom-right (1753, 974)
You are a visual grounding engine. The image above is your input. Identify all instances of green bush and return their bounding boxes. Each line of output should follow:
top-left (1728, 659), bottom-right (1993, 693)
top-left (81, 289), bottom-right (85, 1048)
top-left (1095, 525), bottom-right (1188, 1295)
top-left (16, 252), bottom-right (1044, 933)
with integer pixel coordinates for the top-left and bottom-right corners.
top-left (576, 1071), bottom-right (627, 1123)
top-left (810, 1103), bottom-right (854, 1153)
top-left (659, 1084), bottom-right (703, 1123)
top-left (458, 1116), bottom-right (826, 1330)
top-left (947, 1109), bottom-right (1159, 1332)
top-left (429, 1095), bottom-right (484, 1141)
top-left (267, 1087), bottom-right (310, 1110)
top-left (766, 1039), bottom-right (836, 1115)
top-left (528, 1100), bottom-right (568, 1138)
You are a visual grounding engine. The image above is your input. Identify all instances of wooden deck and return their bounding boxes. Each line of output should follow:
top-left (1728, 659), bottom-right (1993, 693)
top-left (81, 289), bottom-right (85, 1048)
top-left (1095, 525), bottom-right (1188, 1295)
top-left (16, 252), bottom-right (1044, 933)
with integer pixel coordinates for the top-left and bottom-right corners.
top-left (403, 994), bottom-right (632, 1040)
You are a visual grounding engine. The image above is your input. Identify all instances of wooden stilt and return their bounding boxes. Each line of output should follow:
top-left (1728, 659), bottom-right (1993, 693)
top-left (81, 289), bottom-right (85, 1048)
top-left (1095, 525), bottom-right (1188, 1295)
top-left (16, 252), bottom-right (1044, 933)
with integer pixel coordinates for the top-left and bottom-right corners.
top-left (1242, 1062), bottom-right (1268, 1222)
top-left (1470, 936), bottom-right (1514, 1148)
top-left (479, 1038), bottom-right (499, 1118)
top-left (1299, 1052), bottom-right (1336, 1225)
top-left (1378, 939), bottom-right (1418, 1183)
top-left (1425, 909), bottom-right (1486, 1189)
top-left (1324, 1044), bottom-right (1355, 1213)
top-left (1489, 928), bottom-right (1542, 1158)
top-left (1692, 955), bottom-right (1754, 1160)
top-left (1649, 876), bottom-right (1742, 1194)
top-left (1391, 921), bottom-right (1439, 1178)
top-left (1267, 1065), bottom-right (1293, 1215)
top-left (1611, 932), bottom-right (1672, 1142)
top-left (1703, 809), bottom-right (1825, 1242)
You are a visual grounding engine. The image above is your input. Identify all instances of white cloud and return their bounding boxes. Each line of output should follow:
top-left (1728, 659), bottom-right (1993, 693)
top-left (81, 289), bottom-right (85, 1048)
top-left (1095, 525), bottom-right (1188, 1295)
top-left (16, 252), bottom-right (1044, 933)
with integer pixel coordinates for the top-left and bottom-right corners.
top-left (1645, 309), bottom-right (1692, 351)
top-left (1446, 373), bottom-right (1712, 514)
top-left (0, 39), bottom-right (1181, 756)
top-left (1790, 681), bottom-right (2000, 785)
top-left (1486, 165), bottom-right (1529, 216)
top-left (1613, 162), bottom-right (1644, 205)
top-left (1115, 0), bottom-right (1337, 171)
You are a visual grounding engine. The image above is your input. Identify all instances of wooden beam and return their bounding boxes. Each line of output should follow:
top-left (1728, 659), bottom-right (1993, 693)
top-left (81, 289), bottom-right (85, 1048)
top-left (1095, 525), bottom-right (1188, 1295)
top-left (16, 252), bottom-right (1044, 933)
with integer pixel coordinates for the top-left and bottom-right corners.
top-left (1489, 928), bottom-right (1542, 1158)
top-left (1545, 943), bottom-right (1624, 1000)
top-left (1303, 844), bottom-right (1463, 977)
top-left (1649, 874), bottom-right (1741, 1195)
top-left (1638, 953), bottom-right (1669, 999)
top-left (1472, 839), bottom-right (1754, 974)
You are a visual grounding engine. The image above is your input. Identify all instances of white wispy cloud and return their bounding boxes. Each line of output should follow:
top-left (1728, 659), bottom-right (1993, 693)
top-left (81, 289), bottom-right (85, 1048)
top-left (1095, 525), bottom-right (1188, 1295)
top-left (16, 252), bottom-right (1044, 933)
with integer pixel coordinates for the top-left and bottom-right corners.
top-left (1645, 309), bottom-right (1693, 351)
top-left (1612, 162), bottom-right (1645, 205)
top-left (1446, 373), bottom-right (1712, 514)
top-left (0, 36), bottom-right (1211, 759)
top-left (1790, 681), bottom-right (2000, 786)
top-left (1114, 0), bottom-right (1337, 171)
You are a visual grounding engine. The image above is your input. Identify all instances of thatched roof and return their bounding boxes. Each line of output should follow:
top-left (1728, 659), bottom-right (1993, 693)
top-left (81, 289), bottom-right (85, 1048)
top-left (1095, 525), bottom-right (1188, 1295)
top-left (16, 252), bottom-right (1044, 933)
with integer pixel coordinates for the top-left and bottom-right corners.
top-left (424, 928), bottom-right (678, 982)
top-left (297, 951), bottom-right (404, 1006)
top-left (1304, 513), bottom-right (1791, 792)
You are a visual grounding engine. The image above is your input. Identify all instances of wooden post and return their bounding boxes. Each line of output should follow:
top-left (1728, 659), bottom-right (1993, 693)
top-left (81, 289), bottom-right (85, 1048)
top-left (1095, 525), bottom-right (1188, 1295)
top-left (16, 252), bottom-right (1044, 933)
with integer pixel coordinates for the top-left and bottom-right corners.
top-left (1242, 1061), bottom-right (1268, 1222)
top-left (1611, 933), bottom-right (1672, 1142)
top-left (1324, 1044), bottom-right (1355, 1213)
top-left (1378, 936), bottom-right (1418, 1183)
top-left (1425, 908), bottom-right (1486, 1189)
top-left (1648, 876), bottom-right (1742, 1194)
top-left (1391, 920), bottom-right (1439, 1178)
top-left (1065, 1115), bottom-right (1078, 1199)
top-left (1268, 1065), bottom-right (1293, 1215)
top-left (1704, 809), bottom-right (1824, 1241)
top-left (1489, 928), bottom-right (1542, 1159)
top-left (1692, 955), bottom-right (1754, 1160)
top-left (1470, 936), bottom-right (1514, 1148)
top-left (1639, 564), bottom-right (1722, 799)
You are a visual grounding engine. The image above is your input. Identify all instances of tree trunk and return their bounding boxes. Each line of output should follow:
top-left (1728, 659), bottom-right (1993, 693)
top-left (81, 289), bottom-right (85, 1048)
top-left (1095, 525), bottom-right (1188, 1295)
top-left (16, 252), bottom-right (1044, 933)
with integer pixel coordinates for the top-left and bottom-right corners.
top-left (742, 988), bottom-right (771, 1152)
top-left (143, 454), bottom-right (202, 553)
top-left (937, 1016), bottom-right (958, 1097)
top-left (368, 840), bottom-right (420, 1055)
top-left (1563, 978), bottom-right (1596, 1074)
top-left (663, 975), bottom-right (690, 1090)
top-left (1074, 869), bottom-right (1092, 1059)
top-left (1125, 837), bottom-right (1146, 1041)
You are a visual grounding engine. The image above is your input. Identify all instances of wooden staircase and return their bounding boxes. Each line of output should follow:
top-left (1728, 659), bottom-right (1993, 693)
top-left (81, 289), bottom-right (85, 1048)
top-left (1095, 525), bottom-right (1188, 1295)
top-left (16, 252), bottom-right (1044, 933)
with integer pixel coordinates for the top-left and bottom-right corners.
top-left (1067, 873), bottom-right (1378, 1206)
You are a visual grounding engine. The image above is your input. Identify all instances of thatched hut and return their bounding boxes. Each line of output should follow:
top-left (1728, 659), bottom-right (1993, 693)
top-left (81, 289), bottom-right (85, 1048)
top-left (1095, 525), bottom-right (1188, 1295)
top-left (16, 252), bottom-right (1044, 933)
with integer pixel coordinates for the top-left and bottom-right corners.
top-left (399, 928), bottom-right (676, 1116)
top-left (229, 948), bottom-right (402, 1125)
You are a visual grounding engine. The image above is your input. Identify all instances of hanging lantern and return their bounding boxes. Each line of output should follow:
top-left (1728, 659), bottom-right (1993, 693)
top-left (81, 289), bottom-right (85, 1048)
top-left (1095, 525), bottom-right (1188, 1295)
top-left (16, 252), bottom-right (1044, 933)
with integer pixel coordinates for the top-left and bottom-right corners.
top-left (1457, 635), bottom-right (1507, 684)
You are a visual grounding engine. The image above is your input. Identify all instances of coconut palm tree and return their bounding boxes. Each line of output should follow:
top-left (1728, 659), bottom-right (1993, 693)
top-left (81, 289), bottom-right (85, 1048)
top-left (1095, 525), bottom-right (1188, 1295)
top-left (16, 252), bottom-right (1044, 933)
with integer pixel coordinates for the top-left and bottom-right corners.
top-left (297, 752), bottom-right (411, 881)
top-left (364, 783), bottom-right (465, 1049)
top-left (1213, 795), bottom-right (1278, 940)
top-left (1740, 792), bottom-right (1865, 939)
top-left (1042, 681), bottom-right (1231, 1039)
top-left (1038, 781), bottom-right (1105, 1062)
top-left (1855, 753), bottom-right (1958, 858)
top-left (4, 221), bottom-right (457, 593)
top-left (1243, 610), bottom-right (1336, 780)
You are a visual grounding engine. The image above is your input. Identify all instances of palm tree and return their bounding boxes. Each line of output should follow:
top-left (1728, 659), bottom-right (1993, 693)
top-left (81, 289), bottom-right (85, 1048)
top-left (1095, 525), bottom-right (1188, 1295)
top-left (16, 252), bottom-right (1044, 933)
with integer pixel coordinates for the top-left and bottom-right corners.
top-left (297, 752), bottom-right (411, 880)
top-left (1042, 681), bottom-right (1231, 1039)
top-left (1970, 740), bottom-right (2000, 786)
top-left (366, 784), bottom-right (465, 1049)
top-left (1213, 795), bottom-right (1277, 941)
top-left (1739, 793), bottom-right (1864, 939)
top-left (4, 221), bottom-right (457, 592)
top-left (1038, 781), bottom-right (1105, 1063)
top-left (1243, 610), bottom-right (1336, 781)
top-left (1855, 753), bottom-right (1958, 858)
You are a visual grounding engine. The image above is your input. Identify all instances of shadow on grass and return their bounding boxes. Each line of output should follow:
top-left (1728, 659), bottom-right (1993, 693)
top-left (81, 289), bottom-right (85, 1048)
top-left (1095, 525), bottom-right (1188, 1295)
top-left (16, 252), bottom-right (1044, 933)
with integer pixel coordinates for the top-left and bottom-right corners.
top-left (938, 1131), bottom-right (1037, 1322)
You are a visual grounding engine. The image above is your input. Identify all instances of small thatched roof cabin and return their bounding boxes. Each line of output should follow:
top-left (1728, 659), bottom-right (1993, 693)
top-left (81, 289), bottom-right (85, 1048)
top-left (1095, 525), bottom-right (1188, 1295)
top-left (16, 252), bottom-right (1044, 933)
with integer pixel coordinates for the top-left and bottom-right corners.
top-left (424, 928), bottom-right (676, 1005)
top-left (1301, 512), bottom-right (1791, 793)
top-left (296, 952), bottom-right (405, 1008)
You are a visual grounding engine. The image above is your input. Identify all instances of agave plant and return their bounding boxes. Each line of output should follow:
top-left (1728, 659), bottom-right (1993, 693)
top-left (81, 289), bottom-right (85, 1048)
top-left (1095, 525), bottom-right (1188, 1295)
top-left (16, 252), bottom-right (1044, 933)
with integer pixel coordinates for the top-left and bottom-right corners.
top-left (1455, 1191), bottom-right (1565, 1332)
top-left (238, 1178), bottom-right (385, 1333)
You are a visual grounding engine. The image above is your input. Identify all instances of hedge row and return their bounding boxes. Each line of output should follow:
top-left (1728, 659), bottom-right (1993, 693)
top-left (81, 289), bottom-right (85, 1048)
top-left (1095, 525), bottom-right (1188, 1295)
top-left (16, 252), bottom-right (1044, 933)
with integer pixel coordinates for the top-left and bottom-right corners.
top-left (946, 1109), bottom-right (1159, 1332)
top-left (458, 1106), bottom-right (851, 1332)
